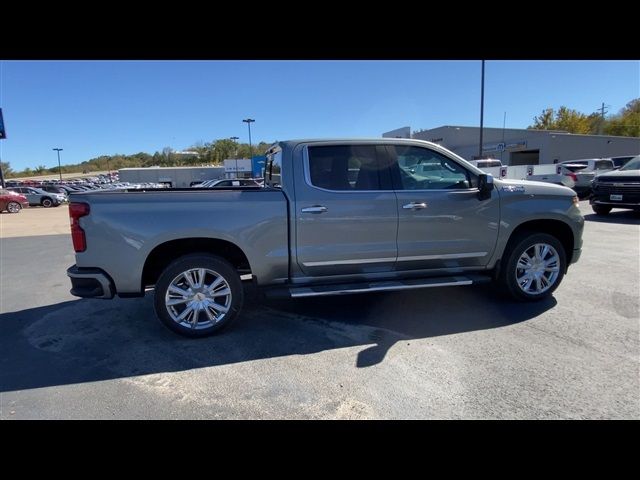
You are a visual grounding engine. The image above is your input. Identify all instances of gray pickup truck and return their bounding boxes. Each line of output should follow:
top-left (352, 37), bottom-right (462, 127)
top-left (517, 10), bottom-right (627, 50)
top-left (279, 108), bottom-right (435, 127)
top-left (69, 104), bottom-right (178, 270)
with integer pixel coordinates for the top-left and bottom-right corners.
top-left (67, 139), bottom-right (584, 337)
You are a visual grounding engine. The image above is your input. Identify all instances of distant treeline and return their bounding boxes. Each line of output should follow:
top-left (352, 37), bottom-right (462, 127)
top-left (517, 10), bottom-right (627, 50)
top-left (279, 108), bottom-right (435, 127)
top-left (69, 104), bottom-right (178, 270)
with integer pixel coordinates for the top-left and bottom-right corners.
top-left (528, 98), bottom-right (640, 136)
top-left (2, 139), bottom-right (272, 179)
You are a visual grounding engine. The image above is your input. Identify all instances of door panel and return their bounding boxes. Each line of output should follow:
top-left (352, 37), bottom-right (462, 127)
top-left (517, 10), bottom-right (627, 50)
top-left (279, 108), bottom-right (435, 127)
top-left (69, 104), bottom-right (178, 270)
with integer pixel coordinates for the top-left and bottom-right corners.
top-left (294, 144), bottom-right (398, 277)
top-left (387, 144), bottom-right (500, 271)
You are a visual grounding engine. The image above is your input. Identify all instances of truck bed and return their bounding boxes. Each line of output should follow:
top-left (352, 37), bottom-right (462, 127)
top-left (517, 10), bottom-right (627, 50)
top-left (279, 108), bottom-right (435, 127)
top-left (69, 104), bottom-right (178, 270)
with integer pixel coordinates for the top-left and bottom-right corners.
top-left (70, 187), bottom-right (290, 293)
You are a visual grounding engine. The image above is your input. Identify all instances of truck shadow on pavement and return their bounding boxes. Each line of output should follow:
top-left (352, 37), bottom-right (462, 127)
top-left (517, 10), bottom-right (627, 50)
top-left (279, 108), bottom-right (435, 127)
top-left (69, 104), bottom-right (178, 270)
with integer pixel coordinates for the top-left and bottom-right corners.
top-left (0, 284), bottom-right (556, 393)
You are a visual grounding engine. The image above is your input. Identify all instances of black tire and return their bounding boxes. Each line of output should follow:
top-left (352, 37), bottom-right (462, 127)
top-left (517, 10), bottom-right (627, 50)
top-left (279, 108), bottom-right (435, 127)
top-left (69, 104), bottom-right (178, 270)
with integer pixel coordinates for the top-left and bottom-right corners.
top-left (592, 204), bottom-right (611, 215)
top-left (6, 201), bottom-right (22, 214)
top-left (41, 198), bottom-right (53, 208)
top-left (497, 232), bottom-right (566, 302)
top-left (153, 254), bottom-right (244, 338)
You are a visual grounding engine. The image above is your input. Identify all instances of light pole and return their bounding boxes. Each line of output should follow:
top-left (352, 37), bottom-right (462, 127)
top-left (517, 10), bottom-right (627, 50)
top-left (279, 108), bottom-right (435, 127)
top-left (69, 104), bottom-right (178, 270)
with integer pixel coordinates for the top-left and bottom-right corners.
top-left (230, 136), bottom-right (240, 178)
top-left (478, 60), bottom-right (485, 159)
top-left (106, 156), bottom-right (112, 182)
top-left (53, 148), bottom-right (63, 181)
top-left (242, 118), bottom-right (255, 159)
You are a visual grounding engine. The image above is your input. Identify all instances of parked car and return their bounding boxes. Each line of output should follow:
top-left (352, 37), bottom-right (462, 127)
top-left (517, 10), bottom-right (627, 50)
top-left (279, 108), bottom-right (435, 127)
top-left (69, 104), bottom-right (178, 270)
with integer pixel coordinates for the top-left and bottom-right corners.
top-left (557, 159), bottom-right (615, 198)
top-left (560, 158), bottom-right (614, 172)
top-left (66, 138), bottom-right (584, 338)
top-left (558, 163), bottom-right (594, 198)
top-left (0, 189), bottom-right (29, 213)
top-left (609, 155), bottom-right (637, 169)
top-left (6, 187), bottom-right (65, 207)
top-left (40, 185), bottom-right (69, 198)
top-left (590, 155), bottom-right (640, 215)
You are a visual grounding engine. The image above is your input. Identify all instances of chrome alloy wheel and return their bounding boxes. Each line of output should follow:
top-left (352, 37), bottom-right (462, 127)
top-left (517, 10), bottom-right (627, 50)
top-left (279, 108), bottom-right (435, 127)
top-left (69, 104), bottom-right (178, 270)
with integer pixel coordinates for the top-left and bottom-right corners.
top-left (164, 268), bottom-right (232, 330)
top-left (7, 202), bottom-right (21, 213)
top-left (515, 243), bottom-right (561, 295)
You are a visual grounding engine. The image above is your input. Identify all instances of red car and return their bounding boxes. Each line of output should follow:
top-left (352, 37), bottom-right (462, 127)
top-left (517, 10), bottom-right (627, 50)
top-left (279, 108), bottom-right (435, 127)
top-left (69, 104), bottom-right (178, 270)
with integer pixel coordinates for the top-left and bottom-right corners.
top-left (0, 189), bottom-right (29, 213)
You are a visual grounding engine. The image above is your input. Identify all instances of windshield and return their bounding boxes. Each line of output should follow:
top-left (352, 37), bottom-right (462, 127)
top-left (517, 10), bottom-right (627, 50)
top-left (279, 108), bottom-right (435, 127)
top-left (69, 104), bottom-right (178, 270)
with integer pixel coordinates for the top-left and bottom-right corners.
top-left (620, 156), bottom-right (640, 171)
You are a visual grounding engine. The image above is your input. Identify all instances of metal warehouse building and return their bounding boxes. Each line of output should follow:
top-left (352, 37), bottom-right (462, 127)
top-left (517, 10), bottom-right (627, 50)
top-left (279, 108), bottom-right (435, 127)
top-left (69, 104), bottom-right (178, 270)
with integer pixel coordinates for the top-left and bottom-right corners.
top-left (119, 166), bottom-right (225, 188)
top-left (383, 125), bottom-right (640, 166)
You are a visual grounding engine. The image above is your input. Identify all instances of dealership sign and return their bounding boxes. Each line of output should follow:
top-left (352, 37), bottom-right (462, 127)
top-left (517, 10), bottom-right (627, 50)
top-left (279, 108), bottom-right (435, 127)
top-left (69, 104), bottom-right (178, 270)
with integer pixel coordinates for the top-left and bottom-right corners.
top-left (484, 140), bottom-right (527, 152)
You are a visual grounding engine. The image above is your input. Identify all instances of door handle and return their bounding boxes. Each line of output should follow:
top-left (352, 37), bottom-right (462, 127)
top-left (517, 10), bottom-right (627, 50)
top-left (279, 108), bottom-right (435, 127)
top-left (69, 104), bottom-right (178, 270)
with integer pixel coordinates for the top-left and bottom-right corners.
top-left (301, 206), bottom-right (328, 213)
top-left (403, 202), bottom-right (427, 210)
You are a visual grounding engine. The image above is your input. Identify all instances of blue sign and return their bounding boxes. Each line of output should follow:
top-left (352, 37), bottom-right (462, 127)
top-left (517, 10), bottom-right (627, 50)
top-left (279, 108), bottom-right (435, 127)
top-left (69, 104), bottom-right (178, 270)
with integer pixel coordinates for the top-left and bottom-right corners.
top-left (0, 108), bottom-right (6, 139)
top-left (251, 155), bottom-right (266, 178)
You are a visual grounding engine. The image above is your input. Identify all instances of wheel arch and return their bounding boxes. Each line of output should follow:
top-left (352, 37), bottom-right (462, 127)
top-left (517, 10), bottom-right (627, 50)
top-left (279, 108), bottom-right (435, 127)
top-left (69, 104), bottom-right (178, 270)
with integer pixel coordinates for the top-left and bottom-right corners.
top-left (506, 219), bottom-right (574, 268)
top-left (141, 238), bottom-right (251, 290)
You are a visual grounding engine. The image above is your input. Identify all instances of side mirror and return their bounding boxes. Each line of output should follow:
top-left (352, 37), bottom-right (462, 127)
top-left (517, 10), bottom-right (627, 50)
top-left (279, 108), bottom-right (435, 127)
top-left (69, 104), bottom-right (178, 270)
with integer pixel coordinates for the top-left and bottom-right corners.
top-left (477, 173), bottom-right (494, 200)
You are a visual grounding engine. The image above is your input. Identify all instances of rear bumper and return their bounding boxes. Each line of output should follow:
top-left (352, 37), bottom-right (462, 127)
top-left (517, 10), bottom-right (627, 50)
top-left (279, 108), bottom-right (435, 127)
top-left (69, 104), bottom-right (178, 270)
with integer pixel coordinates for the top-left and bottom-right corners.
top-left (67, 265), bottom-right (115, 299)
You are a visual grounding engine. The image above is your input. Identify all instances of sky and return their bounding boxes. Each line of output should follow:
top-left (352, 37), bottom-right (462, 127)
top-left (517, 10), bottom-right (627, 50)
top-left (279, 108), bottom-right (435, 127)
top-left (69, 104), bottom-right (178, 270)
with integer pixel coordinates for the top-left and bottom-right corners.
top-left (0, 60), bottom-right (638, 171)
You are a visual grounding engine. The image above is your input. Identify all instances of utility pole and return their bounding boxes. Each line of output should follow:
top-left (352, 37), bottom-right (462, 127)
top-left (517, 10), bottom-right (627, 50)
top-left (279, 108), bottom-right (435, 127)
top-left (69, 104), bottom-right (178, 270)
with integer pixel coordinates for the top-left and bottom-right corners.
top-left (479, 60), bottom-right (485, 159)
top-left (598, 102), bottom-right (608, 135)
top-left (500, 111), bottom-right (506, 163)
top-left (53, 148), bottom-right (63, 181)
top-left (230, 136), bottom-right (240, 179)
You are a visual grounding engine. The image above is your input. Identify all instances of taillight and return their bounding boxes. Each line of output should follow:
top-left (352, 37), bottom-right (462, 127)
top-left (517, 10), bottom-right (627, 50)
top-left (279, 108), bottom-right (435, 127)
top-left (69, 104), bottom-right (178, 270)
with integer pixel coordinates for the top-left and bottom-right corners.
top-left (69, 202), bottom-right (90, 252)
top-left (565, 172), bottom-right (578, 182)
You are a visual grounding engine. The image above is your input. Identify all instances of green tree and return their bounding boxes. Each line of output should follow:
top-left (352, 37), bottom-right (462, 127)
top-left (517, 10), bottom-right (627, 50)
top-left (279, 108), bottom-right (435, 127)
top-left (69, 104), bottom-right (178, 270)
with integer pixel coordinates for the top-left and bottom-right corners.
top-left (529, 106), bottom-right (592, 133)
top-left (1, 161), bottom-right (13, 177)
top-left (530, 108), bottom-right (555, 130)
top-left (604, 99), bottom-right (640, 137)
top-left (34, 165), bottom-right (47, 174)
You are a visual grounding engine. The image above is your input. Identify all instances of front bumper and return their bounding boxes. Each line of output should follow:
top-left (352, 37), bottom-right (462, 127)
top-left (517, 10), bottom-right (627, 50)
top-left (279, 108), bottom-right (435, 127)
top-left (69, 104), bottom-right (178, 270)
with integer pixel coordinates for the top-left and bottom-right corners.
top-left (590, 185), bottom-right (640, 209)
top-left (67, 265), bottom-right (115, 299)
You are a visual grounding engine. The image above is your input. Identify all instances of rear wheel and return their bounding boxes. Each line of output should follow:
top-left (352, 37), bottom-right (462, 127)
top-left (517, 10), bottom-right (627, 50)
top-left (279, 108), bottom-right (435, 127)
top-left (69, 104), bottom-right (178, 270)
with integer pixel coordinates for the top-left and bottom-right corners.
top-left (153, 254), bottom-right (244, 337)
top-left (7, 201), bottom-right (22, 213)
top-left (592, 204), bottom-right (611, 215)
top-left (498, 232), bottom-right (566, 302)
top-left (41, 198), bottom-right (53, 208)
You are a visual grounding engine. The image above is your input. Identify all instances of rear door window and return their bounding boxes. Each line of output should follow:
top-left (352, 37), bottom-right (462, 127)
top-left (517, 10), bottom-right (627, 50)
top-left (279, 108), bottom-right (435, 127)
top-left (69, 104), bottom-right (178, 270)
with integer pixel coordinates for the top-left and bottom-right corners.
top-left (307, 145), bottom-right (390, 191)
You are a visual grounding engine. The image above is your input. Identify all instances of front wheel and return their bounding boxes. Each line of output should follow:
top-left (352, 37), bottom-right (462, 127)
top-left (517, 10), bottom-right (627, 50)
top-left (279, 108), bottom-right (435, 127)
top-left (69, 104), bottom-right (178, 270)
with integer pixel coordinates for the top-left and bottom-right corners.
top-left (592, 204), bottom-right (611, 215)
top-left (7, 201), bottom-right (22, 213)
top-left (41, 198), bottom-right (53, 208)
top-left (153, 254), bottom-right (244, 337)
top-left (498, 233), bottom-right (566, 302)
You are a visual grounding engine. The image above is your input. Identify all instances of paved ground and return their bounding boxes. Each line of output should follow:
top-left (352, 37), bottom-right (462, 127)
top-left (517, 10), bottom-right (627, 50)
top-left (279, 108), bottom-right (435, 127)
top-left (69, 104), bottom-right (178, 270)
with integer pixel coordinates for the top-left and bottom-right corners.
top-left (0, 203), bottom-right (638, 419)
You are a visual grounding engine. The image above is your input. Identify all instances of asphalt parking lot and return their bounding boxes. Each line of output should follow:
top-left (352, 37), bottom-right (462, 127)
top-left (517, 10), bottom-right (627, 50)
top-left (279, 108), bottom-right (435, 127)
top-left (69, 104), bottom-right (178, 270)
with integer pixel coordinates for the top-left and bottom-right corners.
top-left (0, 203), bottom-right (638, 419)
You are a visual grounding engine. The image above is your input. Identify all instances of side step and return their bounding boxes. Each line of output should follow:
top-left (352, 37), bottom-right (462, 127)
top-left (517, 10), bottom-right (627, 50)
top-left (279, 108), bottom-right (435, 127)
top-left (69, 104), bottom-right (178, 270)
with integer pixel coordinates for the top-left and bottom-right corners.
top-left (288, 274), bottom-right (491, 298)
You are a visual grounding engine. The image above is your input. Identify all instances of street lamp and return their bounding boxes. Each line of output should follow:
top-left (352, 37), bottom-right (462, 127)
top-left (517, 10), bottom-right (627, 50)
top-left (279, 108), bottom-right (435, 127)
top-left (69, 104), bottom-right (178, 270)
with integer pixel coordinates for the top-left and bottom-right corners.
top-left (478, 60), bottom-right (485, 159)
top-left (242, 118), bottom-right (255, 159)
top-left (230, 136), bottom-right (240, 178)
top-left (53, 148), bottom-right (63, 181)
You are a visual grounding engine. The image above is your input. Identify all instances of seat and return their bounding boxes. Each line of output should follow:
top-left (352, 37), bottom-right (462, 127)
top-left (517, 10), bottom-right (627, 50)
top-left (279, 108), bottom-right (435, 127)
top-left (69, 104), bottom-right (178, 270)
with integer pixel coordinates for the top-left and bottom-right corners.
top-left (355, 165), bottom-right (379, 190)
top-left (329, 158), bottom-right (352, 190)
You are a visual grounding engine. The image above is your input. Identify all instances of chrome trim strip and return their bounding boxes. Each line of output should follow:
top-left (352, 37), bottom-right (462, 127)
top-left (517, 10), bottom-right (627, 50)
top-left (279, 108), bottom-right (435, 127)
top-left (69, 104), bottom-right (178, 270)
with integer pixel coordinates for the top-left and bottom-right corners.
top-left (302, 251), bottom-right (487, 267)
top-left (290, 278), bottom-right (473, 298)
top-left (397, 252), bottom-right (487, 261)
top-left (302, 257), bottom-right (396, 267)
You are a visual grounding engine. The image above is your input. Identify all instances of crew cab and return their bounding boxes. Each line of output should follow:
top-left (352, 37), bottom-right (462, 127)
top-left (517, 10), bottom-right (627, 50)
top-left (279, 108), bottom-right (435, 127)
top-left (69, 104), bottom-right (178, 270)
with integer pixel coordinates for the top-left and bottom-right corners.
top-left (67, 139), bottom-right (584, 337)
